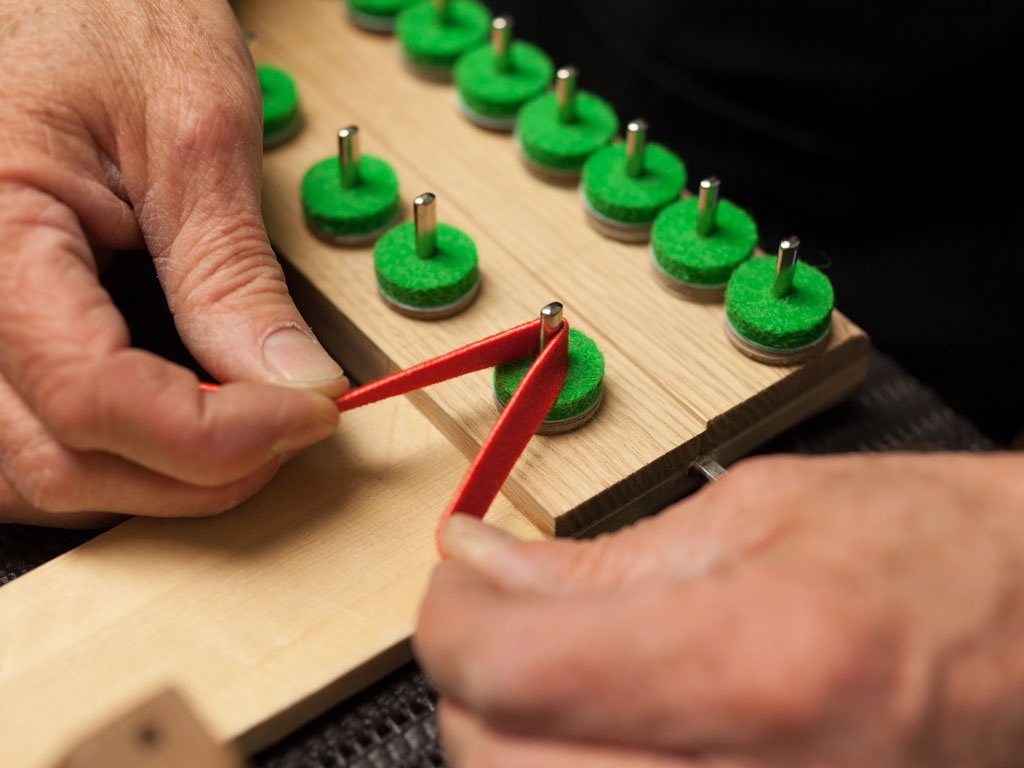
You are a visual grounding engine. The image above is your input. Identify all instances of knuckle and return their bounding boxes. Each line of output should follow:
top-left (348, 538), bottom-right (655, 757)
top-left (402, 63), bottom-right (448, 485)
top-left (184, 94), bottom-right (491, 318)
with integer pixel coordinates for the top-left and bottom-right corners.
top-left (8, 439), bottom-right (80, 512)
top-left (172, 241), bottom-right (288, 317)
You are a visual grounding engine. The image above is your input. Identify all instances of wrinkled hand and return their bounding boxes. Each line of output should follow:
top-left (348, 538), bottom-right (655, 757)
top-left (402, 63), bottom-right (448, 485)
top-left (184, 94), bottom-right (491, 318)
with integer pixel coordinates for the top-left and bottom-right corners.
top-left (0, 0), bottom-right (347, 526)
top-left (416, 453), bottom-right (1024, 767)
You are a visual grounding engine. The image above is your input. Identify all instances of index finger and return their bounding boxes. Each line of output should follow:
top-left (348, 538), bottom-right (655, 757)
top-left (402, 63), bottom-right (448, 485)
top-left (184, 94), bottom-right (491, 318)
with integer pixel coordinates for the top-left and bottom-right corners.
top-left (0, 182), bottom-right (338, 487)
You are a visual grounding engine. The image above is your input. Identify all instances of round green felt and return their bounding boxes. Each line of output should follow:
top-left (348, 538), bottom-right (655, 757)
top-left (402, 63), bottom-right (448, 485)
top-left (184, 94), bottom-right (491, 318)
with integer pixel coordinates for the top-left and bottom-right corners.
top-left (582, 142), bottom-right (686, 224)
top-left (396, 0), bottom-right (490, 70)
top-left (257, 65), bottom-right (299, 144)
top-left (493, 328), bottom-right (604, 422)
top-left (517, 91), bottom-right (618, 171)
top-left (301, 155), bottom-right (400, 237)
top-left (374, 221), bottom-right (479, 308)
top-left (651, 197), bottom-right (758, 286)
top-left (454, 41), bottom-right (554, 119)
top-left (348, 0), bottom-right (416, 19)
top-left (725, 257), bottom-right (834, 350)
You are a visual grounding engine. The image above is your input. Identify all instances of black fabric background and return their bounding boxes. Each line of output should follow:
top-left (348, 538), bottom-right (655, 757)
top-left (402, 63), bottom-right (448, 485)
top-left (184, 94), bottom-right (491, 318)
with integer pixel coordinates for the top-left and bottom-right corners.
top-left (486, 0), bottom-right (1023, 443)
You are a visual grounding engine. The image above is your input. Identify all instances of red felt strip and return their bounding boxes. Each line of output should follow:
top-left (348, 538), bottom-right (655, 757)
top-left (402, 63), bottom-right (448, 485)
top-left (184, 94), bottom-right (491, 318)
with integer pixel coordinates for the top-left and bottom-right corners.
top-left (333, 319), bottom-right (542, 412)
top-left (435, 321), bottom-right (569, 556)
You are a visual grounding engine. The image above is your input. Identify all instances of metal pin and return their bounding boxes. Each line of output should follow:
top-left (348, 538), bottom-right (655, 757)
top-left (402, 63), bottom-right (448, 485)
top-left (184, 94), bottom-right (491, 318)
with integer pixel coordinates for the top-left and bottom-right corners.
top-left (555, 66), bottom-right (578, 124)
top-left (432, 0), bottom-right (450, 23)
top-left (696, 177), bottom-right (721, 237)
top-left (772, 236), bottom-right (800, 298)
top-left (338, 126), bottom-right (360, 189)
top-left (492, 16), bottom-right (514, 73)
top-left (539, 302), bottom-right (564, 352)
top-left (414, 193), bottom-right (438, 260)
top-left (690, 456), bottom-right (727, 483)
top-left (625, 119), bottom-right (648, 179)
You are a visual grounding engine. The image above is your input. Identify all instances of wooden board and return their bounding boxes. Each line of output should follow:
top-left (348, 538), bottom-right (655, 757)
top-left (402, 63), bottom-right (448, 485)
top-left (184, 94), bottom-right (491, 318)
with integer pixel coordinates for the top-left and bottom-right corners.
top-left (242, 0), bottom-right (870, 537)
top-left (0, 0), bottom-right (871, 764)
top-left (0, 397), bottom-right (540, 768)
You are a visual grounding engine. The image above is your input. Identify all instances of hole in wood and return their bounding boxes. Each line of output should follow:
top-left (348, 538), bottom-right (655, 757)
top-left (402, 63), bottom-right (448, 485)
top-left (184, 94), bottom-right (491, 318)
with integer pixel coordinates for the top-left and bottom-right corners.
top-left (136, 722), bottom-right (162, 750)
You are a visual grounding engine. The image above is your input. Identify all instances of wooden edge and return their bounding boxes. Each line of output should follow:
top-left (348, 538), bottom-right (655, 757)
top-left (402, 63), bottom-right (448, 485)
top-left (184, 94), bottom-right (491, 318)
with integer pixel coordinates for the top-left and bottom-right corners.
top-left (233, 639), bottom-right (413, 757)
top-left (704, 331), bottom-right (872, 464)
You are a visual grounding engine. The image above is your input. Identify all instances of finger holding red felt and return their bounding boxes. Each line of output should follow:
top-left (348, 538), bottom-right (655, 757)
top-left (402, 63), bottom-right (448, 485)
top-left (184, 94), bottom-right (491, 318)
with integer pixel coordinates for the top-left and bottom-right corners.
top-left (416, 556), bottom-right (866, 754)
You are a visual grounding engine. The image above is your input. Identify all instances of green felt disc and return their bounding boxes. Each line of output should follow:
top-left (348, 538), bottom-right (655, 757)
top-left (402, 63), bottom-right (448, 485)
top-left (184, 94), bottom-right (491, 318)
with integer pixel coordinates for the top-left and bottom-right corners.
top-left (301, 155), bottom-right (400, 238)
top-left (454, 41), bottom-right (554, 120)
top-left (493, 328), bottom-right (605, 424)
top-left (396, 0), bottom-right (490, 71)
top-left (257, 65), bottom-right (300, 146)
top-left (517, 91), bottom-right (618, 172)
top-left (348, 0), bottom-right (416, 20)
top-left (725, 256), bottom-right (834, 350)
top-left (374, 221), bottom-right (479, 309)
top-left (651, 197), bottom-right (758, 287)
top-left (582, 142), bottom-right (686, 224)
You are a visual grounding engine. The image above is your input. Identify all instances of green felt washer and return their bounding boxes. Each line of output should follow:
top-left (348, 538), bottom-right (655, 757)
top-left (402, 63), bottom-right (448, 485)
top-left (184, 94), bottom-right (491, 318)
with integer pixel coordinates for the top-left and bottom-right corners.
top-left (258, 65), bottom-right (300, 148)
top-left (347, 0), bottom-right (418, 31)
top-left (651, 197), bottom-right (758, 296)
top-left (396, 0), bottom-right (491, 78)
top-left (374, 221), bottom-right (480, 317)
top-left (516, 90), bottom-right (618, 177)
top-left (301, 155), bottom-right (400, 244)
top-left (581, 142), bottom-right (686, 241)
top-left (724, 256), bottom-right (834, 364)
top-left (454, 41), bottom-right (554, 130)
top-left (493, 328), bottom-right (604, 433)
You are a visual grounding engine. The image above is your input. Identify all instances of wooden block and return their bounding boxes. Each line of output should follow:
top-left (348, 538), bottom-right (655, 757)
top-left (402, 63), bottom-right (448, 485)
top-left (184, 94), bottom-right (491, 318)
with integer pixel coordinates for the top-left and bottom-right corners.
top-left (57, 690), bottom-right (242, 768)
top-left (0, 397), bottom-right (541, 768)
top-left (239, 0), bottom-right (870, 537)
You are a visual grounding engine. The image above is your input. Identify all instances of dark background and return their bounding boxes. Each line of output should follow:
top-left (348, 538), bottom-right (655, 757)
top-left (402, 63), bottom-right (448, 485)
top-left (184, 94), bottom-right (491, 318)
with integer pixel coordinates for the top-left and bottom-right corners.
top-left (481, 0), bottom-right (1022, 444)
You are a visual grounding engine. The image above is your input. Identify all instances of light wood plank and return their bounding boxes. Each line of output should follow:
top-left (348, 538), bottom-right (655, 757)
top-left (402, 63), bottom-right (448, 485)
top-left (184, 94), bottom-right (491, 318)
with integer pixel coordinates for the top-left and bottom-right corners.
top-left (0, 397), bottom-right (540, 768)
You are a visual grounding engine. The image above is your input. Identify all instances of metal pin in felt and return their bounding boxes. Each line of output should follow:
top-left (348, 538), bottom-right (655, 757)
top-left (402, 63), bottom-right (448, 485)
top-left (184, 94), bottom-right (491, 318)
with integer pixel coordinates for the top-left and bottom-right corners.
top-left (625, 119), bottom-right (648, 179)
top-left (696, 177), bottom-right (721, 237)
top-left (432, 0), bottom-right (450, 23)
top-left (772, 236), bottom-right (800, 298)
top-left (337, 126), bottom-right (360, 189)
top-left (414, 193), bottom-right (438, 259)
top-left (492, 15), bottom-right (513, 73)
top-left (539, 301), bottom-right (564, 352)
top-left (555, 66), bottom-right (578, 124)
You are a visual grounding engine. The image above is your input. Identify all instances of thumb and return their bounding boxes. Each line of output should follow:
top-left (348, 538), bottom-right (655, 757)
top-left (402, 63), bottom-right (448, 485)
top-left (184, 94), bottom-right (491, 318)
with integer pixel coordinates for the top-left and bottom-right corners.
top-left (440, 514), bottom-right (671, 598)
top-left (134, 65), bottom-right (347, 397)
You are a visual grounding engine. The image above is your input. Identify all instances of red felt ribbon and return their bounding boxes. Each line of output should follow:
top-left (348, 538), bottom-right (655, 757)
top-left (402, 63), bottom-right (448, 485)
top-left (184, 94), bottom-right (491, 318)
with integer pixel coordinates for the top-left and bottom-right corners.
top-left (198, 317), bottom-right (570, 557)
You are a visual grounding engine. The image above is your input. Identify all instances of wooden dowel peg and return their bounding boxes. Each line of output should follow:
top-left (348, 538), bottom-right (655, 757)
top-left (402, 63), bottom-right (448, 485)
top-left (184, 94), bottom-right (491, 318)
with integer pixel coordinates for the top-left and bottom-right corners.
top-left (625, 118), bottom-right (648, 179)
top-left (772, 236), bottom-right (800, 298)
top-left (540, 301), bottom-right (564, 351)
top-left (555, 66), bottom-right (578, 124)
top-left (337, 126), bottom-right (360, 189)
top-left (492, 16), bottom-right (513, 73)
top-left (696, 176), bottom-right (720, 237)
top-left (414, 193), bottom-right (438, 259)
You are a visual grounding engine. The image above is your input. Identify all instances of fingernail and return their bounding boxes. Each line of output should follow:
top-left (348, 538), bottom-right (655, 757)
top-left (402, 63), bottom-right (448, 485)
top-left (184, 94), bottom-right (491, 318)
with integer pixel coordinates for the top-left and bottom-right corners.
top-left (271, 416), bottom-right (336, 455)
top-left (262, 327), bottom-right (346, 386)
top-left (441, 513), bottom-right (522, 574)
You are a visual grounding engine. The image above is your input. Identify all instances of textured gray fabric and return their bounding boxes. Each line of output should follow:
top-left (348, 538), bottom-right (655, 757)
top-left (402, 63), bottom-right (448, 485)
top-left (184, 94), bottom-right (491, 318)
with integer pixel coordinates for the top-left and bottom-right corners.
top-left (0, 350), bottom-right (994, 767)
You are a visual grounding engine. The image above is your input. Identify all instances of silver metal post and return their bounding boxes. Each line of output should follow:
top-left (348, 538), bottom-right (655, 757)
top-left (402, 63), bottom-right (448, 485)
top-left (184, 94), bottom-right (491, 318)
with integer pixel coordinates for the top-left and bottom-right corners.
top-left (539, 302), bottom-right (564, 351)
top-left (492, 16), bottom-right (513, 73)
top-left (696, 177), bottom-right (721, 237)
top-left (555, 66), bottom-right (578, 124)
top-left (625, 119), bottom-right (648, 179)
top-left (690, 456), bottom-right (727, 483)
top-left (414, 193), bottom-right (438, 260)
top-left (338, 126), bottom-right (360, 189)
top-left (772, 236), bottom-right (800, 298)
top-left (432, 0), bottom-right (450, 23)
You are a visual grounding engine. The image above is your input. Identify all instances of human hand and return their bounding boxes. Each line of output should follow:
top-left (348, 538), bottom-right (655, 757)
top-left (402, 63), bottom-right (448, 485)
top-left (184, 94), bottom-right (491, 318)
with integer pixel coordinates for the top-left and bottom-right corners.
top-left (416, 453), bottom-right (1024, 767)
top-left (0, 1), bottom-right (347, 526)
